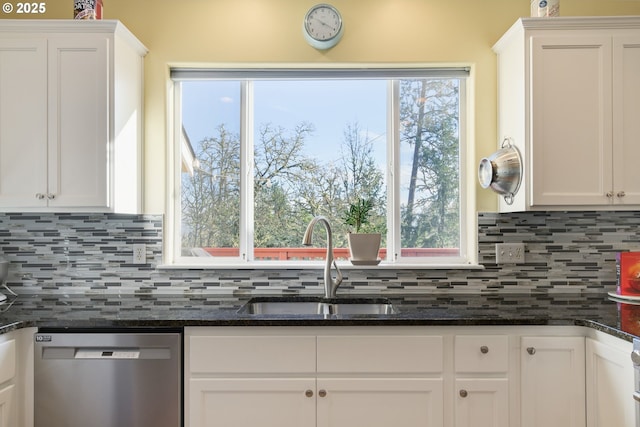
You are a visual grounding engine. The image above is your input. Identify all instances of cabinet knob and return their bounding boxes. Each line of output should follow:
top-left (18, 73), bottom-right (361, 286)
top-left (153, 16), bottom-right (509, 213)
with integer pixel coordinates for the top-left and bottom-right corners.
top-left (305, 390), bottom-right (313, 398)
top-left (480, 345), bottom-right (489, 354)
top-left (318, 390), bottom-right (327, 397)
top-left (35, 193), bottom-right (46, 200)
top-left (606, 192), bottom-right (614, 198)
top-left (631, 349), bottom-right (640, 365)
top-left (459, 390), bottom-right (468, 398)
top-left (617, 191), bottom-right (626, 198)
top-left (526, 347), bottom-right (536, 355)
top-left (47, 193), bottom-right (56, 200)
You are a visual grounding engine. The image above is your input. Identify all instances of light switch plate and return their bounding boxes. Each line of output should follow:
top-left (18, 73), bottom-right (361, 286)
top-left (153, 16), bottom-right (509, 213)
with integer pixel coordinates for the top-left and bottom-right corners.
top-left (495, 243), bottom-right (525, 264)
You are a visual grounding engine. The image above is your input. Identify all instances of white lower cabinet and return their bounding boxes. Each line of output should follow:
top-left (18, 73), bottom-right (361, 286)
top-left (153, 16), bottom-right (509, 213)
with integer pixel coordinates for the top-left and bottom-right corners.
top-left (315, 333), bottom-right (444, 427)
top-left (185, 327), bottom-right (444, 427)
top-left (0, 333), bottom-right (16, 427)
top-left (586, 334), bottom-right (635, 427)
top-left (454, 335), bottom-right (510, 427)
top-left (317, 378), bottom-right (443, 427)
top-left (454, 379), bottom-right (509, 427)
top-left (0, 385), bottom-right (14, 427)
top-left (190, 378), bottom-right (316, 427)
top-left (185, 326), bottom-right (634, 427)
top-left (521, 336), bottom-right (586, 427)
top-left (0, 327), bottom-right (35, 427)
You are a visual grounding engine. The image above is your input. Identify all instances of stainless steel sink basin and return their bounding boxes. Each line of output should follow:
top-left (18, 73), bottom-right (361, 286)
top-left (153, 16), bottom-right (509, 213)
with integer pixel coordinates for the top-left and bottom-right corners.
top-left (242, 301), bottom-right (329, 315)
top-left (238, 297), bottom-right (396, 316)
top-left (331, 302), bottom-right (395, 315)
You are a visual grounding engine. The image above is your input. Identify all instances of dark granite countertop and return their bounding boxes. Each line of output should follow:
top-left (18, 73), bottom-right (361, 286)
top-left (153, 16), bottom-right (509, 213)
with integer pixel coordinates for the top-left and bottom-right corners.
top-left (0, 292), bottom-right (636, 341)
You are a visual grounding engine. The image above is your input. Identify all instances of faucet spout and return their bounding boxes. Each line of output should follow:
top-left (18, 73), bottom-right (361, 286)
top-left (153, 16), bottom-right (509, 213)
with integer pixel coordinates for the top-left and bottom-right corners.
top-left (302, 216), bottom-right (343, 298)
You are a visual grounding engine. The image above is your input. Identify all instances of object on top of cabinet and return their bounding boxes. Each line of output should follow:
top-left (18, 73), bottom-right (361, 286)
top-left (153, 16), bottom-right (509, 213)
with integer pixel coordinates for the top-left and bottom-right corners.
top-left (492, 16), bottom-right (640, 212)
top-left (0, 20), bottom-right (147, 213)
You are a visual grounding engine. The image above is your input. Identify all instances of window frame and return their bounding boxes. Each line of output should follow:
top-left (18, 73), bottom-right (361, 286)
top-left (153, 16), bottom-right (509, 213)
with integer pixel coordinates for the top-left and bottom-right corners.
top-left (165, 64), bottom-right (477, 269)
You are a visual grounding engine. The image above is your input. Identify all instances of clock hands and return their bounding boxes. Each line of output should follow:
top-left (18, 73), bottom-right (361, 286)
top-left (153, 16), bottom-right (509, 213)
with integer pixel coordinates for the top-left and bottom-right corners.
top-left (314, 17), bottom-right (330, 27)
top-left (312, 17), bottom-right (337, 33)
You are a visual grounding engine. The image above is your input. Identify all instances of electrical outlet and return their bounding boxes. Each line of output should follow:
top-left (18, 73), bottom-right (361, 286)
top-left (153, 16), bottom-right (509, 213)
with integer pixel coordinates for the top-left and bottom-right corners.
top-left (495, 243), bottom-right (525, 264)
top-left (132, 244), bottom-right (146, 264)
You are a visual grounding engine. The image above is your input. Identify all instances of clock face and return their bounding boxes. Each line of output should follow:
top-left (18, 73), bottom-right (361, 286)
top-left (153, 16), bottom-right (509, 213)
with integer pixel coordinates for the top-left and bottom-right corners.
top-left (303, 4), bottom-right (343, 49)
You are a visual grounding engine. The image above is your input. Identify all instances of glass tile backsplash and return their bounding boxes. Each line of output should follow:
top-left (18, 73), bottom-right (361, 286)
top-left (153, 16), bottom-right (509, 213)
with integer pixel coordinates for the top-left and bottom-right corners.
top-left (1, 211), bottom-right (639, 295)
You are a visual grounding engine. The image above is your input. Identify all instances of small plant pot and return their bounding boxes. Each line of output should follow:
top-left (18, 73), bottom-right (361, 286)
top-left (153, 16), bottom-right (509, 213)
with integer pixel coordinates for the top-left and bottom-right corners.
top-left (347, 233), bottom-right (381, 264)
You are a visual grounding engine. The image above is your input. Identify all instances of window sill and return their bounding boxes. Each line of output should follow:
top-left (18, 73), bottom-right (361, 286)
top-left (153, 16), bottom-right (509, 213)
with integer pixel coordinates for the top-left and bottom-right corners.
top-left (156, 261), bottom-right (485, 271)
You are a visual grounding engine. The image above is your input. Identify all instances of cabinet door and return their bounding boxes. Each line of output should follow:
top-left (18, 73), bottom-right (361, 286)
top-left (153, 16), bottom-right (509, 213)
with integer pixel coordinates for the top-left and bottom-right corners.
top-left (455, 378), bottom-right (509, 427)
top-left (612, 36), bottom-right (640, 206)
top-left (530, 35), bottom-right (612, 207)
top-left (0, 385), bottom-right (15, 427)
top-left (521, 336), bottom-right (586, 427)
top-left (0, 38), bottom-right (47, 208)
top-left (47, 37), bottom-right (108, 208)
top-left (586, 338), bottom-right (635, 427)
top-left (188, 378), bottom-right (316, 427)
top-left (316, 378), bottom-right (443, 427)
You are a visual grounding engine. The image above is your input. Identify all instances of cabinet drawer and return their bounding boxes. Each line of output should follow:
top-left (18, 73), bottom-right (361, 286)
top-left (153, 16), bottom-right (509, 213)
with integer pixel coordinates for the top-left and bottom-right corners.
top-left (0, 339), bottom-right (15, 384)
top-left (317, 335), bottom-right (443, 374)
top-left (189, 335), bottom-right (316, 374)
top-left (455, 335), bottom-right (508, 373)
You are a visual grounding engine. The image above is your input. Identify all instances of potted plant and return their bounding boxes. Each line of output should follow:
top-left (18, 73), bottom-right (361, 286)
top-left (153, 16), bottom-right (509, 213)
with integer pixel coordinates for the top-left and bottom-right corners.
top-left (344, 198), bottom-right (382, 265)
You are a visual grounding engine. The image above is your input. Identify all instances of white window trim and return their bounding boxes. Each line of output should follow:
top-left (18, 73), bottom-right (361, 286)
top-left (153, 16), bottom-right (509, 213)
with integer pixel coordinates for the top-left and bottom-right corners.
top-left (163, 63), bottom-right (478, 269)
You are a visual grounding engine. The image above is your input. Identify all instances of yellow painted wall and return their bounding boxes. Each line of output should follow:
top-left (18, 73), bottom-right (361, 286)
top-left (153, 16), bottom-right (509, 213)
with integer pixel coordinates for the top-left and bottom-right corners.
top-left (4, 0), bottom-right (640, 213)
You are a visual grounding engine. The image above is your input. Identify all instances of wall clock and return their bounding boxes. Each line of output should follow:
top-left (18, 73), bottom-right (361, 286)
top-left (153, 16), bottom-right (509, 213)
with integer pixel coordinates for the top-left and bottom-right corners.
top-left (303, 4), bottom-right (344, 50)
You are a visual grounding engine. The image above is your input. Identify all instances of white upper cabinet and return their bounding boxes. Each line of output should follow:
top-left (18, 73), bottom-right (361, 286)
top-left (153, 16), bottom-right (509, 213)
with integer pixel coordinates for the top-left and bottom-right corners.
top-left (0, 38), bottom-right (47, 209)
top-left (492, 17), bottom-right (640, 212)
top-left (0, 20), bottom-right (147, 213)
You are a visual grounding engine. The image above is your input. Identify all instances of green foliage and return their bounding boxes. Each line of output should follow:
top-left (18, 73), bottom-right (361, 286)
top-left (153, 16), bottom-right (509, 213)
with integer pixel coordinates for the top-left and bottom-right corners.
top-left (399, 79), bottom-right (460, 249)
top-left (343, 198), bottom-right (374, 233)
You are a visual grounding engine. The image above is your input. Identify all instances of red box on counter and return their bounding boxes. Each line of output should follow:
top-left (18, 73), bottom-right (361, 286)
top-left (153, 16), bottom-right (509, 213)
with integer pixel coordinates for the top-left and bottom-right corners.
top-left (618, 302), bottom-right (640, 336)
top-left (616, 252), bottom-right (640, 297)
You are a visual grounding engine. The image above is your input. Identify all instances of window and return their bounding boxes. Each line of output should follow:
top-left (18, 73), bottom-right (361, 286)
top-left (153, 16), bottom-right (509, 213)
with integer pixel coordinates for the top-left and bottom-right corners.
top-left (168, 66), bottom-right (475, 267)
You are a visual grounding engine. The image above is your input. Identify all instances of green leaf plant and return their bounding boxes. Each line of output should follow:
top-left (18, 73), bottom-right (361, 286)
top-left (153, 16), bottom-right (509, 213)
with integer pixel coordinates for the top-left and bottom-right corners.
top-left (343, 198), bottom-right (374, 233)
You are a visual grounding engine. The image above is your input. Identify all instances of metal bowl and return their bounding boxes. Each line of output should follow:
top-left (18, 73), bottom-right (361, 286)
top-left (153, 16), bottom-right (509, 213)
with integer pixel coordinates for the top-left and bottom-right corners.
top-left (478, 138), bottom-right (522, 205)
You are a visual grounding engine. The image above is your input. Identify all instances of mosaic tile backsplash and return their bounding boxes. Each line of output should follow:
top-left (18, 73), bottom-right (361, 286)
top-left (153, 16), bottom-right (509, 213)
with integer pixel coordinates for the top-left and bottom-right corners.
top-left (0, 211), bottom-right (639, 295)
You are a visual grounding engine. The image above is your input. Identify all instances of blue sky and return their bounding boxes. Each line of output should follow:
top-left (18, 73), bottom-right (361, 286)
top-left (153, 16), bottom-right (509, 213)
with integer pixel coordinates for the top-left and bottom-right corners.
top-left (181, 79), bottom-right (388, 167)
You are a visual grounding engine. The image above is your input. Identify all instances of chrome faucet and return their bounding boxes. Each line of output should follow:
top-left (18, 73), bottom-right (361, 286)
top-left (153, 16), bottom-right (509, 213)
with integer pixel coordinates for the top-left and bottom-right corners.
top-left (302, 216), bottom-right (343, 298)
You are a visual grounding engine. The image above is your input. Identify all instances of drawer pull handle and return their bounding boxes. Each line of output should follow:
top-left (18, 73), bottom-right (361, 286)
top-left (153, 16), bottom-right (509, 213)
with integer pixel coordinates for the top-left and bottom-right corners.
top-left (459, 390), bottom-right (468, 398)
top-left (305, 390), bottom-right (313, 398)
top-left (319, 390), bottom-right (327, 397)
top-left (527, 347), bottom-right (536, 355)
top-left (480, 345), bottom-right (489, 354)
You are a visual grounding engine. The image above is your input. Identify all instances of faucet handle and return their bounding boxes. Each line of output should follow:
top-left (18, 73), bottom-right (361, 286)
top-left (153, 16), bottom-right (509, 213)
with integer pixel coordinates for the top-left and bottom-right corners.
top-left (332, 259), bottom-right (343, 286)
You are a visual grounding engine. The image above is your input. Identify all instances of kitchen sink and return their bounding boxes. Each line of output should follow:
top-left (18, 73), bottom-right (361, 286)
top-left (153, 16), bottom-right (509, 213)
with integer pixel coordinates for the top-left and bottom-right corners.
top-left (238, 297), bottom-right (396, 316)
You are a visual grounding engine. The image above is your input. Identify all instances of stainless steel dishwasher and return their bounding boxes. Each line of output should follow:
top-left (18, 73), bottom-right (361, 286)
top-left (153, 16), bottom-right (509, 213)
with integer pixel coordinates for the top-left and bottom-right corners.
top-left (34, 329), bottom-right (182, 427)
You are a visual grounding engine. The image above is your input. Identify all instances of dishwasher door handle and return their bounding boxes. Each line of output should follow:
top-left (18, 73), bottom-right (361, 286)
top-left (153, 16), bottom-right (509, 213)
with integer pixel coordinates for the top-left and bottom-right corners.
top-left (75, 349), bottom-right (141, 359)
top-left (42, 346), bottom-right (172, 360)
